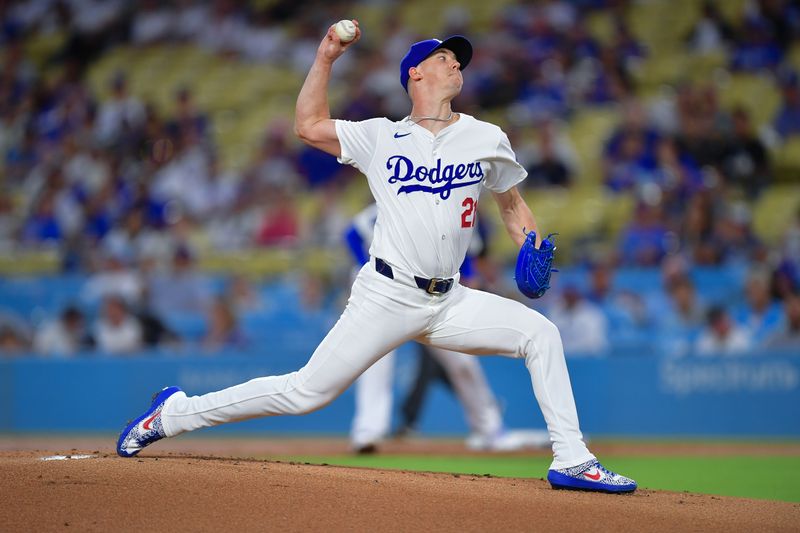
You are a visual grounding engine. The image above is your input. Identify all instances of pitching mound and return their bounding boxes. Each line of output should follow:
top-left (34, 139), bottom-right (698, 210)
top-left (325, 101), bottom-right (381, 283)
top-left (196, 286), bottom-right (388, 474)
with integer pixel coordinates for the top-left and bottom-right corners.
top-left (3, 450), bottom-right (799, 532)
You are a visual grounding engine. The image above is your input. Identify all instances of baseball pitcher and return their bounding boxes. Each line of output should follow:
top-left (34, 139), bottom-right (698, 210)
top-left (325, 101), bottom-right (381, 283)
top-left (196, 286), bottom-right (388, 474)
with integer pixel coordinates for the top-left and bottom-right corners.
top-left (117, 21), bottom-right (636, 493)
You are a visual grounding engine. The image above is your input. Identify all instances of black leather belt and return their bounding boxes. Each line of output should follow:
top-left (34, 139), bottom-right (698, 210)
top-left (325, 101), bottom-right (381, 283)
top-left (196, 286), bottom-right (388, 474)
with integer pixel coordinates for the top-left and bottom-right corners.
top-left (375, 257), bottom-right (455, 295)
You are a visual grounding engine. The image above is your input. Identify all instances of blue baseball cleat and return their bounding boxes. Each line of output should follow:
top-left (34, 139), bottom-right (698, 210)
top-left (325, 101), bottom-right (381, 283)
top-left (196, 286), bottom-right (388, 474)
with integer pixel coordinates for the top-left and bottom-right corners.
top-left (116, 386), bottom-right (182, 457)
top-left (547, 459), bottom-right (637, 493)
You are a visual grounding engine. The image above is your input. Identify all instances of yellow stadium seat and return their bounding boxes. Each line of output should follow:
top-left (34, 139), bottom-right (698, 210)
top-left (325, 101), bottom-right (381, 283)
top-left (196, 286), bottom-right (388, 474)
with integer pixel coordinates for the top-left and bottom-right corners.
top-left (626, 0), bottom-right (700, 52)
top-left (788, 44), bottom-right (800, 71)
top-left (0, 251), bottom-right (59, 275)
top-left (635, 53), bottom-right (688, 89)
top-left (685, 51), bottom-right (727, 83)
top-left (480, 186), bottom-right (629, 263)
top-left (773, 137), bottom-right (800, 183)
top-left (585, 11), bottom-right (615, 46)
top-left (715, 0), bottom-right (748, 21)
top-left (23, 31), bottom-right (67, 68)
top-left (752, 185), bottom-right (800, 244)
top-left (568, 108), bottom-right (619, 184)
top-left (718, 73), bottom-right (781, 128)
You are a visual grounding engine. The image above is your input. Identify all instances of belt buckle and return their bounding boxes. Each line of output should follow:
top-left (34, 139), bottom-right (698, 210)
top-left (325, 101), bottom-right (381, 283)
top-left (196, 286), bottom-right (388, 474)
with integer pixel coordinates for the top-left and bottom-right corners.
top-left (426, 278), bottom-right (445, 295)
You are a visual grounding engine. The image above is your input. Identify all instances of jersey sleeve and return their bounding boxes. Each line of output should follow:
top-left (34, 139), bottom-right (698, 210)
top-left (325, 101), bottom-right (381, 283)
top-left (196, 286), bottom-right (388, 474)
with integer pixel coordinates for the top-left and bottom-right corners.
top-left (482, 130), bottom-right (528, 193)
top-left (335, 118), bottom-right (385, 173)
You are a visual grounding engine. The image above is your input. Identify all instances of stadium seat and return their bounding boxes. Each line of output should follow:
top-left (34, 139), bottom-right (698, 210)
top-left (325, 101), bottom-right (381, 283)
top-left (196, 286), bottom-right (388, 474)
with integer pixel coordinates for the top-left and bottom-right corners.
top-left (22, 31), bottom-right (67, 68)
top-left (772, 137), bottom-right (800, 183)
top-left (752, 184), bottom-right (800, 245)
top-left (567, 108), bottom-right (619, 185)
top-left (717, 74), bottom-right (781, 129)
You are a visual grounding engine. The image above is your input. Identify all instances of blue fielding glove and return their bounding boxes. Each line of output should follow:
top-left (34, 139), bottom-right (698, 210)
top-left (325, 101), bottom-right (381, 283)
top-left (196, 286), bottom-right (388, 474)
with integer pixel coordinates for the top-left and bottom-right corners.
top-left (515, 231), bottom-right (557, 299)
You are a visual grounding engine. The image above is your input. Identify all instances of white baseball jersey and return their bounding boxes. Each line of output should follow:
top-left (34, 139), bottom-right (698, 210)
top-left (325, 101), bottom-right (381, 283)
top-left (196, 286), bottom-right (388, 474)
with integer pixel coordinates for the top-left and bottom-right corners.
top-left (335, 114), bottom-right (526, 278)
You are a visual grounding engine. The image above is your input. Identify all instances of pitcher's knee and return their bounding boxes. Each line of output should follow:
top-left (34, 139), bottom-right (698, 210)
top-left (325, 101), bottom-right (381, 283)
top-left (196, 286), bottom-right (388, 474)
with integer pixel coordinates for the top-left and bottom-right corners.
top-left (538, 318), bottom-right (562, 344)
top-left (522, 316), bottom-right (564, 358)
top-left (283, 385), bottom-right (338, 415)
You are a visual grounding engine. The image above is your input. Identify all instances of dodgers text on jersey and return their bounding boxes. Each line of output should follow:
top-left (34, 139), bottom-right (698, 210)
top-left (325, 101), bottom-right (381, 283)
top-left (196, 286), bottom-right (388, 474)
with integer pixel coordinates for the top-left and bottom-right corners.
top-left (385, 155), bottom-right (484, 199)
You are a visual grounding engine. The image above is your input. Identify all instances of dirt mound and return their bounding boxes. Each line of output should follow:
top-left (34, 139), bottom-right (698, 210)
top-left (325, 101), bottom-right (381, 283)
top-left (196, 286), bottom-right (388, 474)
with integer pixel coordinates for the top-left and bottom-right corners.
top-left (2, 450), bottom-right (798, 532)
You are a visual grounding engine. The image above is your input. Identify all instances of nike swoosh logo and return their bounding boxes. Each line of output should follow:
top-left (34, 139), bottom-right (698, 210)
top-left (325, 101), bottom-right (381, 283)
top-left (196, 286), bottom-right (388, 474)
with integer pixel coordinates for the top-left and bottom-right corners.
top-left (142, 411), bottom-right (160, 431)
top-left (394, 132), bottom-right (411, 138)
top-left (584, 470), bottom-right (602, 481)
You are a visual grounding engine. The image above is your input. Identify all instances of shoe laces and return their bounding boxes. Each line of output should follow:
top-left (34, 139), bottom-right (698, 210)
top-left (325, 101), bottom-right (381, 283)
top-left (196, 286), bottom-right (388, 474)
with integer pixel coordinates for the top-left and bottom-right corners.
top-left (592, 461), bottom-right (614, 477)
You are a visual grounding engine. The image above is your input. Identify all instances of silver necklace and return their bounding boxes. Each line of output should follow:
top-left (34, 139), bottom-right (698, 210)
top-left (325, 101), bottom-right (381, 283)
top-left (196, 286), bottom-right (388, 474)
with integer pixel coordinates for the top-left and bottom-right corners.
top-left (407, 111), bottom-right (455, 124)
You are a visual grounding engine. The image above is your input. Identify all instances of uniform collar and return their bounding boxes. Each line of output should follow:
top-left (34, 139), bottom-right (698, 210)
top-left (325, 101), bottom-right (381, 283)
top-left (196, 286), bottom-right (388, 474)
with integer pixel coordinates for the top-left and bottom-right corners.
top-left (398, 112), bottom-right (469, 140)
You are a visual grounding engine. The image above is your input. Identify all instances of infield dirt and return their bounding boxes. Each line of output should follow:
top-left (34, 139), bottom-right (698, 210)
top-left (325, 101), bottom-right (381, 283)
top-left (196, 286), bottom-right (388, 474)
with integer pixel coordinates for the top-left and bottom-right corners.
top-left (3, 438), bottom-right (800, 532)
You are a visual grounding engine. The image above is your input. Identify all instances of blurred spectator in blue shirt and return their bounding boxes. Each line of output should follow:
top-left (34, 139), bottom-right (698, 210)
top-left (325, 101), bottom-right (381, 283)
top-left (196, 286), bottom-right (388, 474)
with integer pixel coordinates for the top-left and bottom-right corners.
top-left (610, 18), bottom-right (646, 68)
top-left (730, 18), bottom-right (783, 71)
top-left (519, 65), bottom-right (569, 122)
top-left (604, 131), bottom-right (658, 192)
top-left (750, 0), bottom-right (800, 51)
top-left (771, 260), bottom-right (800, 301)
top-left (765, 293), bottom-right (800, 349)
top-left (81, 183), bottom-right (115, 243)
top-left (659, 275), bottom-right (707, 356)
top-left (587, 260), bottom-right (649, 329)
top-left (583, 47), bottom-right (634, 105)
top-left (648, 137), bottom-right (705, 223)
top-left (604, 101), bottom-right (659, 180)
top-left (22, 186), bottom-right (62, 244)
top-left (564, 17), bottom-right (601, 61)
top-left (618, 203), bottom-right (670, 266)
top-left (733, 269), bottom-right (784, 343)
top-left (148, 244), bottom-right (212, 318)
top-left (203, 296), bottom-right (245, 352)
top-left (773, 71), bottom-right (800, 139)
top-left (165, 87), bottom-right (208, 143)
top-left (783, 207), bottom-right (800, 267)
top-left (713, 202), bottom-right (766, 266)
top-left (297, 144), bottom-right (346, 189)
top-left (695, 305), bottom-right (753, 356)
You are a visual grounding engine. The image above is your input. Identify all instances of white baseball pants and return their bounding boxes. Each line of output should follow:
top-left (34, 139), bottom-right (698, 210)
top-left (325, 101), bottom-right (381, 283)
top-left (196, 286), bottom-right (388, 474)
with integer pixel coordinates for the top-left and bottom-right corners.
top-left (161, 262), bottom-right (595, 469)
top-left (349, 345), bottom-right (504, 448)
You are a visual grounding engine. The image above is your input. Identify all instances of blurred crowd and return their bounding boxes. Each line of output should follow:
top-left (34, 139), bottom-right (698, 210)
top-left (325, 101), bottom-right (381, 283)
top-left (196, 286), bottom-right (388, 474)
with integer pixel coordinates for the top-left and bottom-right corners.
top-left (1, 0), bottom-right (800, 357)
top-left (543, 255), bottom-right (800, 357)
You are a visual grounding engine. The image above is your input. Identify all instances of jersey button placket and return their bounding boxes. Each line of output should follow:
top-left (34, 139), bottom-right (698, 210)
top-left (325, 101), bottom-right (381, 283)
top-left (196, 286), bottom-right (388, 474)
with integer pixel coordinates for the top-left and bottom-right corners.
top-left (433, 138), bottom-right (441, 204)
top-left (434, 138), bottom-right (450, 276)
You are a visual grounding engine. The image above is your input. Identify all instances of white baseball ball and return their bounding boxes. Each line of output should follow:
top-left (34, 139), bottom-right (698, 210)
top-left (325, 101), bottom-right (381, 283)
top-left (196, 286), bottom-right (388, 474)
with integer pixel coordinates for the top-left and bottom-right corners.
top-left (334, 19), bottom-right (356, 43)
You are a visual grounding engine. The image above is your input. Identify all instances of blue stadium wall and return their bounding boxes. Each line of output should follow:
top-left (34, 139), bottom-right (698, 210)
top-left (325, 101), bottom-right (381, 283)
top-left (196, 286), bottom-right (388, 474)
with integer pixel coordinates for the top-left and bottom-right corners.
top-left (2, 347), bottom-right (799, 437)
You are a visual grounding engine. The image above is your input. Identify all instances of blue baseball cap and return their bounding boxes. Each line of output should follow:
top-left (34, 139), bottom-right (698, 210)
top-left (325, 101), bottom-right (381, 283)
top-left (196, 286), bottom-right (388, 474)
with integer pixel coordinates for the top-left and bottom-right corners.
top-left (400, 35), bottom-right (473, 92)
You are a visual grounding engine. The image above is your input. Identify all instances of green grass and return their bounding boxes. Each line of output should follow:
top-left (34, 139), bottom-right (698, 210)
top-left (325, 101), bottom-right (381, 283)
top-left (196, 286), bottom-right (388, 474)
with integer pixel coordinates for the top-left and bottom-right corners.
top-left (271, 454), bottom-right (800, 503)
